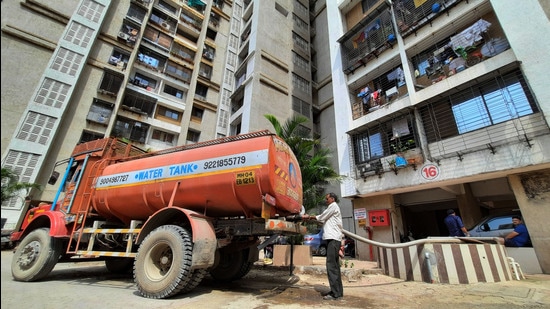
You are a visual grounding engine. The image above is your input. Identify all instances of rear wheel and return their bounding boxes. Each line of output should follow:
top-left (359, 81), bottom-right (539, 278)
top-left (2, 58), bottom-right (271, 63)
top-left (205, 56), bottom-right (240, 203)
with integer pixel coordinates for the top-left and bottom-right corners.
top-left (11, 228), bottom-right (63, 281)
top-left (134, 225), bottom-right (194, 299)
top-left (209, 249), bottom-right (252, 281)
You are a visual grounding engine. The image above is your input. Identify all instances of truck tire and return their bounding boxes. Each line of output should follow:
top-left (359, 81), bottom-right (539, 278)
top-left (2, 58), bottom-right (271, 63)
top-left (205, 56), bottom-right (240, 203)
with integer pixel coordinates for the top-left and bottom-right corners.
top-left (11, 227), bottom-right (63, 282)
top-left (134, 225), bottom-right (194, 299)
top-left (105, 257), bottom-right (134, 274)
top-left (179, 269), bottom-right (207, 294)
top-left (209, 249), bottom-right (253, 281)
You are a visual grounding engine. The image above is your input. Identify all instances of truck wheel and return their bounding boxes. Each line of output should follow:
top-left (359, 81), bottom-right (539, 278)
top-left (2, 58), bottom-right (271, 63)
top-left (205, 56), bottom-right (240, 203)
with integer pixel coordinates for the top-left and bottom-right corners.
top-left (134, 225), bottom-right (194, 299)
top-left (105, 257), bottom-right (134, 274)
top-left (180, 269), bottom-right (207, 294)
top-left (209, 249), bottom-right (252, 281)
top-left (11, 227), bottom-right (63, 282)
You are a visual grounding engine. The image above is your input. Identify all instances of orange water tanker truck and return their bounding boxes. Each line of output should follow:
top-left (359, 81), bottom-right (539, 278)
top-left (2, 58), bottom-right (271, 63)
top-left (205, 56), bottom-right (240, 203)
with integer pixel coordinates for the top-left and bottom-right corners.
top-left (10, 130), bottom-right (306, 299)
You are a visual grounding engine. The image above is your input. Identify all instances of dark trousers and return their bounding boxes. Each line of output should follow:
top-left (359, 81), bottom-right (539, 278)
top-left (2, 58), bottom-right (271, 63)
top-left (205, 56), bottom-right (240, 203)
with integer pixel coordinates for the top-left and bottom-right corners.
top-left (326, 239), bottom-right (343, 298)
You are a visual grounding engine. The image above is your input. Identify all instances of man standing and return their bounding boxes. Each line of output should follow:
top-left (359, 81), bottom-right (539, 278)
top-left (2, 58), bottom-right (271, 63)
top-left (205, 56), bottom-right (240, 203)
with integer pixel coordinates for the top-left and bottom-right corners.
top-left (503, 216), bottom-right (531, 247)
top-left (444, 209), bottom-right (470, 237)
top-left (303, 192), bottom-right (343, 300)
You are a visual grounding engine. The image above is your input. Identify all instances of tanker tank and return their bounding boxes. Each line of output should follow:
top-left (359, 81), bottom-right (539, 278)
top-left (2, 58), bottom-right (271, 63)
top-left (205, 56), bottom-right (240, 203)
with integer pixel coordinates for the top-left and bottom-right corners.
top-left (91, 132), bottom-right (303, 224)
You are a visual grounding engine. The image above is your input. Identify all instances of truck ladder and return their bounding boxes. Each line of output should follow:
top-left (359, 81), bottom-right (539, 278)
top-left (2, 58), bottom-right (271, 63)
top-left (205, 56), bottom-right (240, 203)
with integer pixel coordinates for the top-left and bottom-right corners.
top-left (74, 220), bottom-right (142, 258)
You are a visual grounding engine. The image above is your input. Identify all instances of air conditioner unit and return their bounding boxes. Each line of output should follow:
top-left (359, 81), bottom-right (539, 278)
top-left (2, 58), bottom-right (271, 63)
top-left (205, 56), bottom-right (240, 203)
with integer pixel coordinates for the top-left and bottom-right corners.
top-left (161, 22), bottom-right (170, 31)
top-left (118, 32), bottom-right (130, 41)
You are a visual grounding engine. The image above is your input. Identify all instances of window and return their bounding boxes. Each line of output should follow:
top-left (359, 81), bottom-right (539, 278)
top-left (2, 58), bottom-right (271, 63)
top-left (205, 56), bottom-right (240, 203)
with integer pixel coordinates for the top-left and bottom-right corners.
top-left (113, 117), bottom-right (149, 143)
top-left (108, 49), bottom-right (130, 69)
top-left (143, 26), bottom-right (172, 49)
top-left (293, 52), bottom-right (309, 72)
top-left (352, 115), bottom-right (417, 164)
top-left (203, 45), bottom-right (215, 61)
top-left (163, 84), bottom-right (185, 100)
top-left (292, 73), bottom-right (310, 94)
top-left (156, 105), bottom-right (182, 122)
top-left (127, 3), bottom-right (147, 22)
top-left (195, 83), bottom-right (208, 100)
top-left (121, 90), bottom-right (156, 116)
top-left (191, 106), bottom-right (204, 122)
top-left (186, 129), bottom-right (200, 143)
top-left (206, 28), bottom-right (217, 41)
top-left (165, 61), bottom-right (192, 83)
top-left (79, 131), bottom-right (104, 144)
top-left (292, 32), bottom-right (308, 52)
top-left (99, 70), bottom-right (123, 94)
top-left (171, 43), bottom-right (195, 63)
top-left (361, 0), bottom-right (380, 13)
top-left (131, 72), bottom-right (158, 90)
top-left (420, 70), bottom-right (538, 142)
top-left (137, 49), bottom-right (166, 71)
top-left (198, 63), bottom-right (212, 79)
top-left (158, 0), bottom-right (177, 14)
top-left (292, 14), bottom-right (308, 31)
top-left (292, 96), bottom-right (311, 118)
top-left (118, 23), bottom-right (139, 45)
top-left (86, 99), bottom-right (113, 125)
top-left (452, 79), bottom-right (534, 134)
top-left (151, 129), bottom-right (175, 144)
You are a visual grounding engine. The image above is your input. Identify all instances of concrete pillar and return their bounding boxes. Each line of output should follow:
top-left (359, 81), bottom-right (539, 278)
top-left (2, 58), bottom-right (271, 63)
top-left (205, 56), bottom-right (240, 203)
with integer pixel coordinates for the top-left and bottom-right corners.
top-left (508, 170), bottom-right (550, 274)
top-left (456, 183), bottom-right (483, 228)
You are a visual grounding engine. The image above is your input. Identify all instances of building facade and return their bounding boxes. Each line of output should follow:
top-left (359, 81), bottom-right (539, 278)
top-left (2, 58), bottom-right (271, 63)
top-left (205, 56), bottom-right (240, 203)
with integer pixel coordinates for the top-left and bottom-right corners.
top-left (1, 0), bottom-right (244, 228)
top-left (324, 0), bottom-right (550, 272)
top-left (2, 0), bottom-right (549, 273)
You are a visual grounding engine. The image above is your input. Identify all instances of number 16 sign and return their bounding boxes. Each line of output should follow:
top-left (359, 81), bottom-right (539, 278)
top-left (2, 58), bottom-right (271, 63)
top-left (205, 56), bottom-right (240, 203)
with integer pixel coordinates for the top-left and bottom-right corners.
top-left (421, 163), bottom-right (440, 180)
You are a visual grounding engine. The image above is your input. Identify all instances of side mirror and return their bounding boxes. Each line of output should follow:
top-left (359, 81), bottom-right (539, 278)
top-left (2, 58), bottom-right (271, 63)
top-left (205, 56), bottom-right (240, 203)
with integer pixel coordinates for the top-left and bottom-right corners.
top-left (48, 171), bottom-right (60, 185)
top-left (480, 223), bottom-right (490, 231)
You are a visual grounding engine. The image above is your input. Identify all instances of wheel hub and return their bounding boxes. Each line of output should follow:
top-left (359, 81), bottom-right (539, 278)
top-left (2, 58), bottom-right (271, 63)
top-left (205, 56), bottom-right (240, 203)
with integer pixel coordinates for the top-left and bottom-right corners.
top-left (17, 240), bottom-right (40, 267)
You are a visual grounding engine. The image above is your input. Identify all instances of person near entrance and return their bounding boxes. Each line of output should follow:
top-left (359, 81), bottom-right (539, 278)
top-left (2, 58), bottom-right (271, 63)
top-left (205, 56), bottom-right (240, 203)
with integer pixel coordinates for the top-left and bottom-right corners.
top-left (444, 209), bottom-right (470, 237)
top-left (502, 215), bottom-right (531, 247)
top-left (302, 192), bottom-right (344, 301)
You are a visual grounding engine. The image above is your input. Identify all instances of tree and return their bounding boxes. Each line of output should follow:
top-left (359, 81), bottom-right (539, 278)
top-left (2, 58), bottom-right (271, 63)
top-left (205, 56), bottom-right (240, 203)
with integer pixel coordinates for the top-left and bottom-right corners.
top-left (264, 114), bottom-right (343, 213)
top-left (1, 167), bottom-right (41, 204)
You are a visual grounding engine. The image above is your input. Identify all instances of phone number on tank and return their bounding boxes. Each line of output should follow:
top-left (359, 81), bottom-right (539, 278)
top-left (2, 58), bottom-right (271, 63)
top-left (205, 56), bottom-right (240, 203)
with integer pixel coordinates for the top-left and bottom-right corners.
top-left (203, 156), bottom-right (246, 169)
top-left (98, 175), bottom-right (129, 185)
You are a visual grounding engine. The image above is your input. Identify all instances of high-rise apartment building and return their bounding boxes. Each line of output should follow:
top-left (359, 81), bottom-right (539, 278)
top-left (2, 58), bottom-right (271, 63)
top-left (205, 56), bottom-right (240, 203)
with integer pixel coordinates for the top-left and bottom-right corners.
top-left (323, 0), bottom-right (549, 272)
top-left (1, 0), bottom-right (549, 273)
top-left (0, 0), bottom-right (244, 228)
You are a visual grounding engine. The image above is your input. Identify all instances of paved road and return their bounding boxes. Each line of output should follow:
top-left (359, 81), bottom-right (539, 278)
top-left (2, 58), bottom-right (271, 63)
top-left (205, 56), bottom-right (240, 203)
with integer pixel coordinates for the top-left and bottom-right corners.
top-left (2, 249), bottom-right (550, 308)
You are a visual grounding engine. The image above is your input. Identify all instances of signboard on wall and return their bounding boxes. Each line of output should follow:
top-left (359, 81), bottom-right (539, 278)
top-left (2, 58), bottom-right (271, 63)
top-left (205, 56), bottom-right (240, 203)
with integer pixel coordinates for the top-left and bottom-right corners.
top-left (354, 208), bottom-right (367, 220)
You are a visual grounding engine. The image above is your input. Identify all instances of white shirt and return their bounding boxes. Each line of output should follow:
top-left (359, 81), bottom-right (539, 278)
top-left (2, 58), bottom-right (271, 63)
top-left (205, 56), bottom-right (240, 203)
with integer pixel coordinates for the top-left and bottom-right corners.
top-left (316, 201), bottom-right (343, 241)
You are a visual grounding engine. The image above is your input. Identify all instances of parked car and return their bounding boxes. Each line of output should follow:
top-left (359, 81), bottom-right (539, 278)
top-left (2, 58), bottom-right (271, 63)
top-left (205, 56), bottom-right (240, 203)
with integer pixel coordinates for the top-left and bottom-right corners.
top-left (303, 229), bottom-right (356, 257)
top-left (467, 211), bottom-right (522, 238)
top-left (303, 229), bottom-right (327, 256)
top-left (343, 236), bottom-right (356, 258)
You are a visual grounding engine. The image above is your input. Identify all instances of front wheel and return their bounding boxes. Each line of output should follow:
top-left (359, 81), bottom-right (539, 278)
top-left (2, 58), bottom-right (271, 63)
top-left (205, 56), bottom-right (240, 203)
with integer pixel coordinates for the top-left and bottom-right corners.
top-left (11, 228), bottom-right (63, 281)
top-left (134, 225), bottom-right (194, 299)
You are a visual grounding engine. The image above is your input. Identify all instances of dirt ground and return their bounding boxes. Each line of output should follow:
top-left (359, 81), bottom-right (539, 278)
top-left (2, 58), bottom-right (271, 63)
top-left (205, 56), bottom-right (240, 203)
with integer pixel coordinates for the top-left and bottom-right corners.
top-left (2, 250), bottom-right (550, 309)
top-left (242, 256), bottom-right (550, 309)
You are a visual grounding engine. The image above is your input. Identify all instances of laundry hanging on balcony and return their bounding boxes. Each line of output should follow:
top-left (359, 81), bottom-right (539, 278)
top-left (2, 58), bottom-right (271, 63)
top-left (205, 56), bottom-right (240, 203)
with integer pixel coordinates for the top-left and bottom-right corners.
top-left (352, 19), bottom-right (381, 48)
top-left (357, 86), bottom-right (372, 105)
top-left (450, 19), bottom-right (491, 53)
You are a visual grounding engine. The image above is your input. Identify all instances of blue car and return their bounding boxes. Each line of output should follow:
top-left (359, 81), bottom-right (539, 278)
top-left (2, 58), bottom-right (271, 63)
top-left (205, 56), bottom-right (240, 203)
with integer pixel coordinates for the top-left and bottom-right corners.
top-left (303, 229), bottom-right (328, 256)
